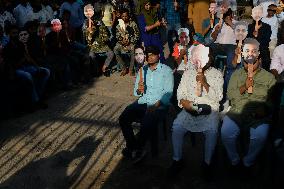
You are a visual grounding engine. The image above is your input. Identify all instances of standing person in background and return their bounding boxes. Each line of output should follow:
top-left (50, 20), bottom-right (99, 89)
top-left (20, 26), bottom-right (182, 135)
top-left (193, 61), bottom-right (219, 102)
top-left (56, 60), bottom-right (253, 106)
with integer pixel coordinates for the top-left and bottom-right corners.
top-left (0, 0), bottom-right (16, 34)
top-left (188, 0), bottom-right (210, 34)
top-left (60, 0), bottom-right (84, 42)
top-left (137, 0), bottom-right (166, 62)
top-left (262, 4), bottom-right (284, 57)
top-left (13, 0), bottom-right (33, 28)
top-left (160, 0), bottom-right (186, 54)
top-left (210, 8), bottom-right (236, 94)
top-left (248, 5), bottom-right (272, 71)
top-left (101, 0), bottom-right (115, 39)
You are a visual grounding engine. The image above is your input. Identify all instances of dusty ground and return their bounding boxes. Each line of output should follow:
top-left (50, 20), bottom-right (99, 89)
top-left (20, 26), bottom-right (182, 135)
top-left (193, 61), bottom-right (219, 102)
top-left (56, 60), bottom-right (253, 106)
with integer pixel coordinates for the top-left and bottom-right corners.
top-left (0, 72), bottom-right (280, 189)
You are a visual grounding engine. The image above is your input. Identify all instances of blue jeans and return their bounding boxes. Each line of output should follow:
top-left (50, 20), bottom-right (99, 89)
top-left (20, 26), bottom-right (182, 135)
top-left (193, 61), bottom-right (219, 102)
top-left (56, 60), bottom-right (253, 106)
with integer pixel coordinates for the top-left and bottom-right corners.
top-left (119, 102), bottom-right (167, 150)
top-left (16, 65), bottom-right (50, 103)
top-left (221, 116), bottom-right (269, 167)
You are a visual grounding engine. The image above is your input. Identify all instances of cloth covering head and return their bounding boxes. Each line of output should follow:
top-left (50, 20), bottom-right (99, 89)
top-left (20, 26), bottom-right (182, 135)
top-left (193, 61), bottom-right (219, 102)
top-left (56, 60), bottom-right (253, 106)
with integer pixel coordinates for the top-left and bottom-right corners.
top-left (178, 28), bottom-right (189, 37)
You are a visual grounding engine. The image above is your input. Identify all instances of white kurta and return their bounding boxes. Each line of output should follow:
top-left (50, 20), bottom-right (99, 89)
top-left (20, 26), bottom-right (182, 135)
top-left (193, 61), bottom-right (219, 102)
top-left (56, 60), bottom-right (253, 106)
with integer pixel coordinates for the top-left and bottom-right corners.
top-left (174, 67), bottom-right (223, 132)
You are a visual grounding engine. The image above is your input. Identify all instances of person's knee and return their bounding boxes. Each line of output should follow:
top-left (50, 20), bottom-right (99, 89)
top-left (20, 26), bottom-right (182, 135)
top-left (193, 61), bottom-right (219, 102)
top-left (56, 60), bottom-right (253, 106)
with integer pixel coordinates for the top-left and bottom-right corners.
top-left (221, 116), bottom-right (239, 139)
top-left (119, 106), bottom-right (132, 126)
top-left (16, 70), bottom-right (33, 82)
top-left (250, 124), bottom-right (269, 143)
top-left (41, 67), bottom-right (50, 78)
top-left (172, 123), bottom-right (185, 135)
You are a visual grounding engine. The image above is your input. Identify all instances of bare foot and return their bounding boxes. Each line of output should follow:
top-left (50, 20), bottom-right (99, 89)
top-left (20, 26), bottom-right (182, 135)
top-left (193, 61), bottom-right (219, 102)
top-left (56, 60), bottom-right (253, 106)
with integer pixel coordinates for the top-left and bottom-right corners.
top-left (102, 65), bottom-right (107, 73)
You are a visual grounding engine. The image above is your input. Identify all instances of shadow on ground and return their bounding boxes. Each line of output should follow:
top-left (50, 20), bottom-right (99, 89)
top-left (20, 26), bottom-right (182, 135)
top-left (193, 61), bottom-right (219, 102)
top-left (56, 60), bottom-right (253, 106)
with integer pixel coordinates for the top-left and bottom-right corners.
top-left (0, 136), bottom-right (101, 189)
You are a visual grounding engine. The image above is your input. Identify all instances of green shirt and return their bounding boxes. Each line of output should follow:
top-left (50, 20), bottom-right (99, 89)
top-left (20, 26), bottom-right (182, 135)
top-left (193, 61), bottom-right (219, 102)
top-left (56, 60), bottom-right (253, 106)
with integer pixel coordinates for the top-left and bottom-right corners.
top-left (227, 68), bottom-right (276, 128)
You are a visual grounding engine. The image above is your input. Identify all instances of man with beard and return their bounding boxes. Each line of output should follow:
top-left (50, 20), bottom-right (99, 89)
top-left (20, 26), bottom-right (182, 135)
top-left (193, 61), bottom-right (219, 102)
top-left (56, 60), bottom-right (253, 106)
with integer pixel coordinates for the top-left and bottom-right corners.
top-left (221, 38), bottom-right (276, 174)
top-left (119, 45), bottom-right (174, 163)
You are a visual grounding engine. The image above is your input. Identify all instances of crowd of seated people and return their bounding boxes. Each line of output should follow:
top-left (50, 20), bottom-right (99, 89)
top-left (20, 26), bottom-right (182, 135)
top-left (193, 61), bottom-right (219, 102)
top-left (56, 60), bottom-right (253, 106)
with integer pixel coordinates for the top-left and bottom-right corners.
top-left (0, 0), bottom-right (284, 185)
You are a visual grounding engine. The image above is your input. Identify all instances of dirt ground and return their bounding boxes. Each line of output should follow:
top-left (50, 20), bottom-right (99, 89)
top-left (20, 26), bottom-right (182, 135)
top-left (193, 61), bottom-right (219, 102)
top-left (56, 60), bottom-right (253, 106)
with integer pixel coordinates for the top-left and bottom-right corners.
top-left (0, 72), bottom-right (282, 189)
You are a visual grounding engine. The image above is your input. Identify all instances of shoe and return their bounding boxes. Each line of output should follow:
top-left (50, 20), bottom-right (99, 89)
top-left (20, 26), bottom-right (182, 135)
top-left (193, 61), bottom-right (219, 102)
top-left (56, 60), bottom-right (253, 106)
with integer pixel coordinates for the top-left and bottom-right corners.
top-left (120, 68), bottom-right (128, 76)
top-left (132, 149), bottom-right (147, 164)
top-left (167, 160), bottom-right (184, 178)
top-left (129, 70), bottom-right (135, 76)
top-left (37, 101), bottom-right (48, 109)
top-left (103, 69), bottom-right (111, 77)
top-left (228, 162), bottom-right (242, 177)
top-left (122, 148), bottom-right (135, 159)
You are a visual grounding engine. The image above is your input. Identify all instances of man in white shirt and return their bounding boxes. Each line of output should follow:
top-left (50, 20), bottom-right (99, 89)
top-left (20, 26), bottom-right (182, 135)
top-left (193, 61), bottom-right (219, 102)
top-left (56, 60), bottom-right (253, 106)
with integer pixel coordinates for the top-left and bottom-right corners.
top-left (13, 0), bottom-right (33, 28)
top-left (253, 0), bottom-right (279, 17)
top-left (262, 4), bottom-right (284, 57)
top-left (270, 20), bottom-right (284, 81)
top-left (168, 44), bottom-right (223, 178)
top-left (210, 8), bottom-right (236, 93)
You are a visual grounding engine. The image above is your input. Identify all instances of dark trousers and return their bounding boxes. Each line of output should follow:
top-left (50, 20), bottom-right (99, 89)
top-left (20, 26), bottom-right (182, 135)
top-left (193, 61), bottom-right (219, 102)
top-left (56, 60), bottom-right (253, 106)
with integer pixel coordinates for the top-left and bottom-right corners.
top-left (119, 102), bottom-right (167, 151)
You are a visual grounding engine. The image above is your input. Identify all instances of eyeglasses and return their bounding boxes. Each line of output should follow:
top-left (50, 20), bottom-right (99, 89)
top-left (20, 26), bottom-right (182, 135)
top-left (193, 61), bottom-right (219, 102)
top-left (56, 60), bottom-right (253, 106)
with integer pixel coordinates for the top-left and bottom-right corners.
top-left (267, 9), bottom-right (276, 12)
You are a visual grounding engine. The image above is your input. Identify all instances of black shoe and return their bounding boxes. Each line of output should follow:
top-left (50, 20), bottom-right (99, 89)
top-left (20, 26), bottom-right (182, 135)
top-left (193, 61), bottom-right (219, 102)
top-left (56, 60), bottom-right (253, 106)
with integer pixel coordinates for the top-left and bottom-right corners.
top-left (38, 101), bottom-right (48, 109)
top-left (167, 160), bottom-right (184, 178)
top-left (228, 162), bottom-right (242, 177)
top-left (201, 162), bottom-right (214, 181)
top-left (122, 148), bottom-right (135, 159)
top-left (103, 69), bottom-right (111, 77)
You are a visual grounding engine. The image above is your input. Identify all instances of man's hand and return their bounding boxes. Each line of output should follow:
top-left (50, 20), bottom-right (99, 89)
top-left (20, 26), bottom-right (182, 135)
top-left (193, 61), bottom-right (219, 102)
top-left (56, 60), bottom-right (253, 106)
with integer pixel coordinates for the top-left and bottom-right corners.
top-left (235, 46), bottom-right (241, 56)
top-left (147, 101), bottom-right (161, 113)
top-left (196, 72), bottom-right (207, 86)
top-left (179, 48), bottom-right (186, 57)
top-left (180, 99), bottom-right (193, 111)
top-left (215, 24), bottom-right (222, 32)
top-left (245, 77), bottom-right (253, 90)
top-left (122, 37), bottom-right (129, 46)
top-left (137, 81), bottom-right (144, 95)
top-left (174, 1), bottom-right (179, 10)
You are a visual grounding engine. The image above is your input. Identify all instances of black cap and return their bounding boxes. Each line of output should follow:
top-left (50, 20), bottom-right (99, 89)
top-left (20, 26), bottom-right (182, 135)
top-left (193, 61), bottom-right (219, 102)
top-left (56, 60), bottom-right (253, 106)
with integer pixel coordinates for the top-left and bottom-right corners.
top-left (145, 45), bottom-right (160, 55)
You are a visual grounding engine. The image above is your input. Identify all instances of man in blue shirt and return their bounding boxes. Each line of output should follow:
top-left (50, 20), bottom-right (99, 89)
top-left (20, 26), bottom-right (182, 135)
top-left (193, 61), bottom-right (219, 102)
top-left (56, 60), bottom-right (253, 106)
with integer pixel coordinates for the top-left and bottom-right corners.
top-left (119, 45), bottom-right (174, 162)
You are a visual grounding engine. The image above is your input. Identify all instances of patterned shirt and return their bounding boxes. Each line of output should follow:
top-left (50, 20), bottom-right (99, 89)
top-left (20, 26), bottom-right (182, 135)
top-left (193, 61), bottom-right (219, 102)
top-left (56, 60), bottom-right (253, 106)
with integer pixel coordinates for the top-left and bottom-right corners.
top-left (134, 63), bottom-right (174, 106)
top-left (83, 20), bottom-right (111, 53)
top-left (160, 0), bottom-right (185, 27)
top-left (116, 20), bottom-right (140, 46)
top-left (175, 67), bottom-right (223, 132)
